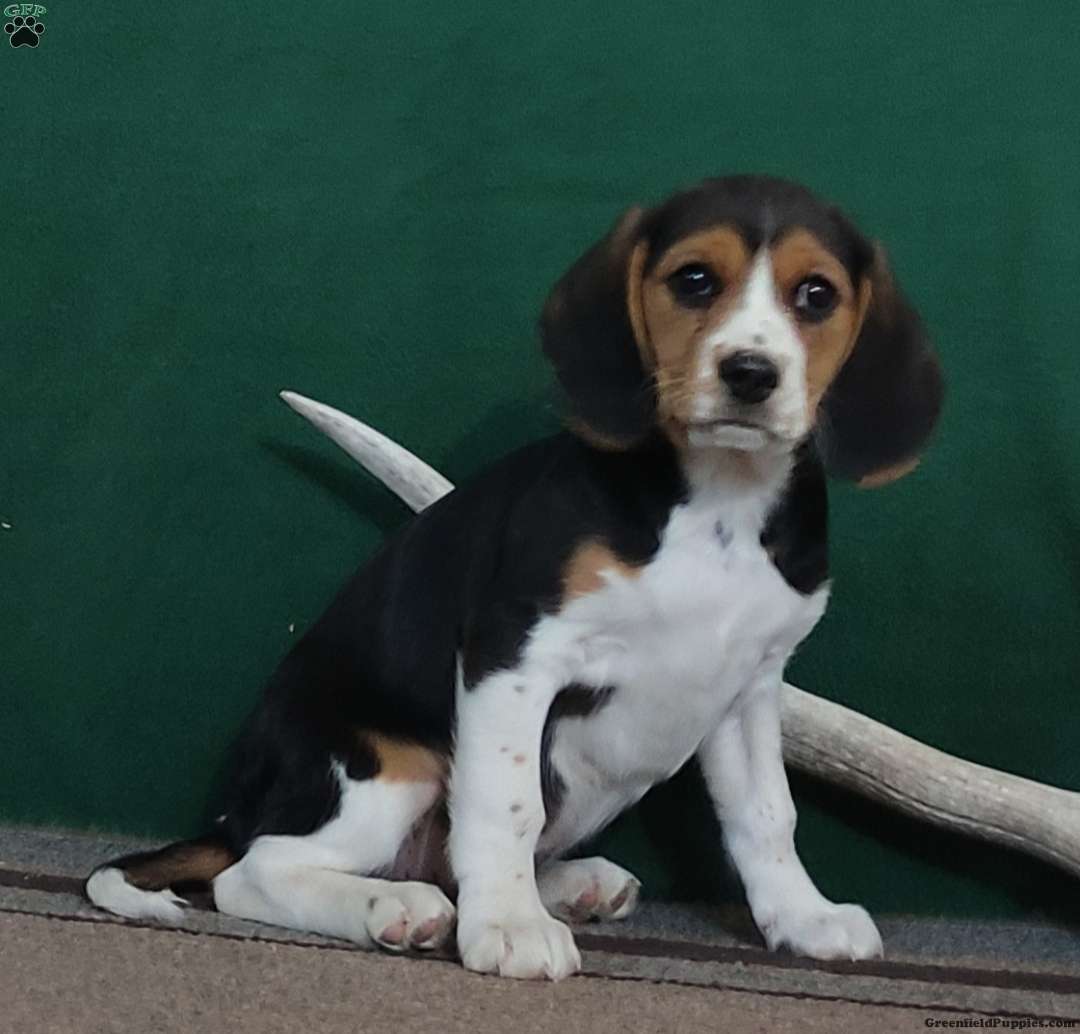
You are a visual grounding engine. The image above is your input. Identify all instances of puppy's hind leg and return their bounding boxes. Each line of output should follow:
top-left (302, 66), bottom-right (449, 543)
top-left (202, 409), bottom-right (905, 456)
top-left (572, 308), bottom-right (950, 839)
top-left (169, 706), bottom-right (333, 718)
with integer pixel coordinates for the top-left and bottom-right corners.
top-left (214, 761), bottom-right (455, 952)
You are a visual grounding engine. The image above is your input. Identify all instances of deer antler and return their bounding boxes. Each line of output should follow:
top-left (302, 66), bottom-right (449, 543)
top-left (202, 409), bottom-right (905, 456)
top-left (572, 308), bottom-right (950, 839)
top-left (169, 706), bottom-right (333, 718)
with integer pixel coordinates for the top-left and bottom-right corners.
top-left (280, 390), bottom-right (1080, 881)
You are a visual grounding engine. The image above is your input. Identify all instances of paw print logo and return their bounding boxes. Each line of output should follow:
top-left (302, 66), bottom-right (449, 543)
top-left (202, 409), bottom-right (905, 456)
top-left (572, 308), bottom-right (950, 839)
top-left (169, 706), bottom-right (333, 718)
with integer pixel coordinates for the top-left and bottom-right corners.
top-left (5, 14), bottom-right (45, 47)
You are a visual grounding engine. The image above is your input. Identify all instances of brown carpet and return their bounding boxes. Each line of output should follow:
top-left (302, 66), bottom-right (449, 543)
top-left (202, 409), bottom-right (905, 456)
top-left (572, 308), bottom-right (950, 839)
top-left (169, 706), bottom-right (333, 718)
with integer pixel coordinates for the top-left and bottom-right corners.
top-left (3, 828), bottom-right (1079, 1031)
top-left (2, 911), bottom-right (950, 1034)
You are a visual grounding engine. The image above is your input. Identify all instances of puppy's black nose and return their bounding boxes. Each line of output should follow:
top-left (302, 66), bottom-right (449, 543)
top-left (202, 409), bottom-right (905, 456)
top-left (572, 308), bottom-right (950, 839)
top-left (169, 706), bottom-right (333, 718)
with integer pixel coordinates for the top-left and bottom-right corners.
top-left (719, 352), bottom-right (779, 404)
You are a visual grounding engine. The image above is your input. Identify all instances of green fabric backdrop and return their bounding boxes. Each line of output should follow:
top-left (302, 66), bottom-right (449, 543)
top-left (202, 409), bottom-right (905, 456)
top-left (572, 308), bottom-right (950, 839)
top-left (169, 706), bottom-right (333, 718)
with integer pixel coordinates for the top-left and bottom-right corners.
top-left (3, 2), bottom-right (1079, 922)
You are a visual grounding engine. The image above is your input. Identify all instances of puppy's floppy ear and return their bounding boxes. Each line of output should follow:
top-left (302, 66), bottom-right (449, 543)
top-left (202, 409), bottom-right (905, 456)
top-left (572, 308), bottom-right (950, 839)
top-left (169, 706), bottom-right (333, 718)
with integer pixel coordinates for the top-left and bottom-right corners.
top-left (540, 207), bottom-right (653, 448)
top-left (817, 244), bottom-right (944, 486)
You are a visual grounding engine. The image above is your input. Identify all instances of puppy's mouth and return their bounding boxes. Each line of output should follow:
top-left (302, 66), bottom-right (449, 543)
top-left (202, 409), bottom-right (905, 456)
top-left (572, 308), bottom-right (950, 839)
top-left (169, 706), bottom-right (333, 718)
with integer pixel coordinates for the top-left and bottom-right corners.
top-left (684, 418), bottom-right (775, 452)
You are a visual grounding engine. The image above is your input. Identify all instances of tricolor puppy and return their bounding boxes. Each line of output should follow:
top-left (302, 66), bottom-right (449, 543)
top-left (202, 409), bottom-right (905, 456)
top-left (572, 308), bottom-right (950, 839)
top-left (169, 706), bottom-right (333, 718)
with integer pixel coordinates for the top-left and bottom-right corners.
top-left (87, 175), bottom-right (943, 980)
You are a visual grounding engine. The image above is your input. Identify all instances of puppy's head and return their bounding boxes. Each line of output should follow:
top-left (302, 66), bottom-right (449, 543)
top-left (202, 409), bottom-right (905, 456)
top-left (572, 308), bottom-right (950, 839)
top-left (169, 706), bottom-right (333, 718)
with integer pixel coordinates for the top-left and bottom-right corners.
top-left (540, 175), bottom-right (943, 485)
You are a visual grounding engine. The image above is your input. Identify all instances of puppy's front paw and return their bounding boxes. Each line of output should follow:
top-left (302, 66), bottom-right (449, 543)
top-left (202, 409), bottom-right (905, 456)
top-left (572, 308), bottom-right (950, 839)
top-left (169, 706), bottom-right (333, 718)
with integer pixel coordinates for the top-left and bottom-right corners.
top-left (759, 902), bottom-right (883, 961)
top-left (458, 908), bottom-right (581, 980)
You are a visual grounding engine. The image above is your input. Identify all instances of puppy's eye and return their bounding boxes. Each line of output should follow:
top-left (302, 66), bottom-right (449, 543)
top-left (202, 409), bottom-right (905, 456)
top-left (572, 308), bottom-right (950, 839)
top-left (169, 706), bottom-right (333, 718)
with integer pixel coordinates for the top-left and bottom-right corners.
top-left (793, 276), bottom-right (838, 322)
top-left (668, 263), bottom-right (719, 307)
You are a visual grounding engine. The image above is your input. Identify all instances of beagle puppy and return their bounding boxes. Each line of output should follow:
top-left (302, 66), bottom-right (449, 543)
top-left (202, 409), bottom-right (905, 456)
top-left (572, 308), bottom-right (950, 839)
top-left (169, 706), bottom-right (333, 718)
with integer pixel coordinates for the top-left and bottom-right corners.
top-left (87, 175), bottom-right (943, 980)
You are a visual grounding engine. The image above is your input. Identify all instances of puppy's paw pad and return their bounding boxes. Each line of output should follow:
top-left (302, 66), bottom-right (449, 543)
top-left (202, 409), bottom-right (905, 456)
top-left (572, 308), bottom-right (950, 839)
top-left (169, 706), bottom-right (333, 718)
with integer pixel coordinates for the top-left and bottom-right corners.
top-left (410, 909), bottom-right (455, 950)
top-left (539, 857), bottom-right (641, 923)
top-left (763, 902), bottom-right (882, 961)
top-left (571, 885), bottom-right (600, 915)
top-left (366, 883), bottom-right (456, 952)
top-left (367, 896), bottom-right (410, 951)
top-left (459, 913), bottom-right (581, 981)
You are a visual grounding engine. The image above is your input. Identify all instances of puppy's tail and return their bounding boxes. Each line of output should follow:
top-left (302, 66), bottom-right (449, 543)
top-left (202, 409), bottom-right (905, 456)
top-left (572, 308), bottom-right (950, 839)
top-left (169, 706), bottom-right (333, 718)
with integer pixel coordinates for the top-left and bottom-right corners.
top-left (85, 832), bottom-right (235, 924)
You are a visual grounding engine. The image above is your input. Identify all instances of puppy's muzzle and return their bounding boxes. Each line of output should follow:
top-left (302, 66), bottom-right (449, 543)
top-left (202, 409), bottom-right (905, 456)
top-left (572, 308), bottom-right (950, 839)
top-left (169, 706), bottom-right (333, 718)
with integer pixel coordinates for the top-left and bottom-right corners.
top-left (719, 351), bottom-right (780, 405)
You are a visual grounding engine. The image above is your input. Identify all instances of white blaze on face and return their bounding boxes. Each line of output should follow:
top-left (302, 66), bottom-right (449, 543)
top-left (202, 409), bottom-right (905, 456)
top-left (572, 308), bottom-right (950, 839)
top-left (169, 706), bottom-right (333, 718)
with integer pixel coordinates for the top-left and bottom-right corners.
top-left (689, 249), bottom-right (810, 450)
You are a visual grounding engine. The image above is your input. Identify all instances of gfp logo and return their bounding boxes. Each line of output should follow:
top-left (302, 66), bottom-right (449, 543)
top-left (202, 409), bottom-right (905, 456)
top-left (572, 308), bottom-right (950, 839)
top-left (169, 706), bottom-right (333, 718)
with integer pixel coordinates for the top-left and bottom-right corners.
top-left (4, 4), bottom-right (46, 47)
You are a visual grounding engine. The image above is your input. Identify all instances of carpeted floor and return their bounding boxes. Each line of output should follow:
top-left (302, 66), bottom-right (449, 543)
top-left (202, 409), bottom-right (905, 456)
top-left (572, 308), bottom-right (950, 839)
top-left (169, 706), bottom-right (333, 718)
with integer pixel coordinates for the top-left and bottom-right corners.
top-left (3, 827), bottom-right (1079, 1033)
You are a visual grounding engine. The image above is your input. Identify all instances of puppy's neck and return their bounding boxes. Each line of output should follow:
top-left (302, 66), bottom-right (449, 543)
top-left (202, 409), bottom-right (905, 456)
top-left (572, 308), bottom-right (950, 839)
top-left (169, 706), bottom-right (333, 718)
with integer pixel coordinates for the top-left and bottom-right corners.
top-left (679, 440), bottom-right (795, 507)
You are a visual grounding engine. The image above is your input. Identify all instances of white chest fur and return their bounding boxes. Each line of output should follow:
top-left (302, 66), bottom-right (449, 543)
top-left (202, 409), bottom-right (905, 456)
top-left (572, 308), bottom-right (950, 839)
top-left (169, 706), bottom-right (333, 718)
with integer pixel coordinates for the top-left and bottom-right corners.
top-left (532, 453), bottom-right (829, 855)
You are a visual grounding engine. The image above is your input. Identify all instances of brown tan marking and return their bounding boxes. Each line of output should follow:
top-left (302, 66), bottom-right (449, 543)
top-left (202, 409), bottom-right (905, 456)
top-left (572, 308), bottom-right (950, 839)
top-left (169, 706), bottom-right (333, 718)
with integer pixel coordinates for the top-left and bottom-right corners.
top-left (368, 733), bottom-right (447, 784)
top-left (768, 229), bottom-right (867, 415)
top-left (562, 539), bottom-right (641, 601)
top-left (636, 227), bottom-right (754, 433)
top-left (565, 416), bottom-right (642, 453)
top-left (625, 238), bottom-right (650, 363)
top-left (125, 840), bottom-right (236, 890)
top-left (858, 456), bottom-right (921, 488)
